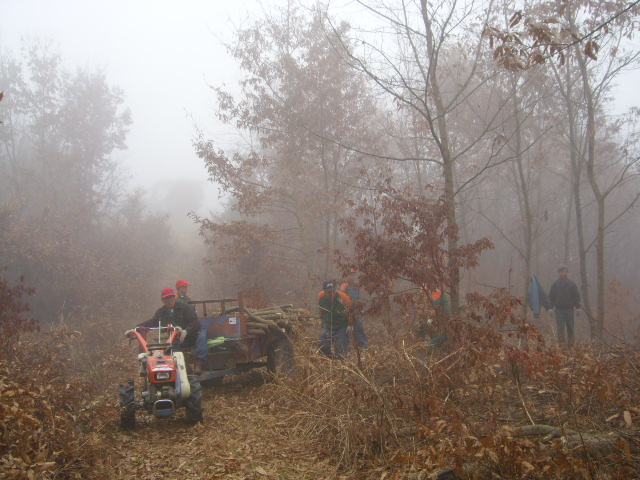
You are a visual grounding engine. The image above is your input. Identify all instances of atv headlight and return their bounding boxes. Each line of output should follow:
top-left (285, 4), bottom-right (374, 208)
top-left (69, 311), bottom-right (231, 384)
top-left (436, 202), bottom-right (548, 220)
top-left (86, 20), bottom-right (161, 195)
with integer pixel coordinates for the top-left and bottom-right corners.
top-left (155, 371), bottom-right (171, 381)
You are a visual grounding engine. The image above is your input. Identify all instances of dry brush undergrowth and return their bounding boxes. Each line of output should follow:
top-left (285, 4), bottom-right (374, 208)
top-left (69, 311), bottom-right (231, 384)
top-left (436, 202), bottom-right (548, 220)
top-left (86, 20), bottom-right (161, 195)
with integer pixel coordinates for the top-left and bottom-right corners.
top-left (3, 308), bottom-right (640, 480)
top-left (273, 321), bottom-right (640, 480)
top-left (0, 316), bottom-right (133, 480)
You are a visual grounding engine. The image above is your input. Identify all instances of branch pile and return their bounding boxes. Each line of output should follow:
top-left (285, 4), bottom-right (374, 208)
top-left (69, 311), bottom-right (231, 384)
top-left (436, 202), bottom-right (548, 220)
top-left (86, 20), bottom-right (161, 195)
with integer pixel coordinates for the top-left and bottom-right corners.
top-left (226, 304), bottom-right (316, 336)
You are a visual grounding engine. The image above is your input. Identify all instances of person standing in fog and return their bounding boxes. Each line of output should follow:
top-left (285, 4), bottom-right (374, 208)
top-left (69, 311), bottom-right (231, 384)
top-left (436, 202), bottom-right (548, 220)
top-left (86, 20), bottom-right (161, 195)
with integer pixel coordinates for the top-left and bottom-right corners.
top-left (318, 280), bottom-right (352, 359)
top-left (340, 269), bottom-right (368, 352)
top-left (548, 265), bottom-right (581, 348)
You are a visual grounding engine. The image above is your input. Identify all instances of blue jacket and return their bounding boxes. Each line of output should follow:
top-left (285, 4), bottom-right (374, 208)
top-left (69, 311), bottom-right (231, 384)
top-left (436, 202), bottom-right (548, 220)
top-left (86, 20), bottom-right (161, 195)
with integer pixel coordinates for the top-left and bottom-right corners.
top-left (527, 275), bottom-right (550, 318)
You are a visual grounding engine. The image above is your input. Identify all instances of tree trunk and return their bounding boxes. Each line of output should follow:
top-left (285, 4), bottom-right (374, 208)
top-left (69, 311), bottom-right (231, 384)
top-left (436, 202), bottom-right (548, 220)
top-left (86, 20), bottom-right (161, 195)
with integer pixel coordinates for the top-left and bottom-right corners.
top-left (420, 0), bottom-right (460, 312)
top-left (510, 76), bottom-right (533, 320)
top-left (572, 26), bottom-right (605, 340)
top-left (563, 60), bottom-right (597, 339)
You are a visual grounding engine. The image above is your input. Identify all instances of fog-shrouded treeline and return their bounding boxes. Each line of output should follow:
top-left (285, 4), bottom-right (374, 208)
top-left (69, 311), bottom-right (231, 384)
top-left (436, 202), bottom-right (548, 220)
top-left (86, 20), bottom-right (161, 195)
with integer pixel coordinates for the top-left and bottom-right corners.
top-left (0, 37), bottom-right (208, 323)
top-left (1, 1), bottom-right (638, 344)
top-left (193, 0), bottom-right (640, 343)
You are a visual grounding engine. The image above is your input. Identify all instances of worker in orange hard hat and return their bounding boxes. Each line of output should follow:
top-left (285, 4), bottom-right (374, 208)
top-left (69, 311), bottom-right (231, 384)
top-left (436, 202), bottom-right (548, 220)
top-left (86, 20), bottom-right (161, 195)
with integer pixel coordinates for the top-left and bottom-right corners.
top-left (417, 286), bottom-right (451, 350)
top-left (340, 269), bottom-right (367, 351)
top-left (318, 280), bottom-right (353, 359)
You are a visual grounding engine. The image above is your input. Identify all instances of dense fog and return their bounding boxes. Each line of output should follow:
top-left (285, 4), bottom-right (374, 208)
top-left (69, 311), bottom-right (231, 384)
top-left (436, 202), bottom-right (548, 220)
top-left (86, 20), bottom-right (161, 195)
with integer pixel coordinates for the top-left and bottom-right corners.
top-left (1, 0), bottom-right (639, 345)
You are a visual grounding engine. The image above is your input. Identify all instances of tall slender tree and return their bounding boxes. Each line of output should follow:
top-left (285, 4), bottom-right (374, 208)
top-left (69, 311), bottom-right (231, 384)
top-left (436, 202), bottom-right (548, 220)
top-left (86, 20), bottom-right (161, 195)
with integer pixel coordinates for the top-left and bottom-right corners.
top-left (194, 4), bottom-right (382, 301)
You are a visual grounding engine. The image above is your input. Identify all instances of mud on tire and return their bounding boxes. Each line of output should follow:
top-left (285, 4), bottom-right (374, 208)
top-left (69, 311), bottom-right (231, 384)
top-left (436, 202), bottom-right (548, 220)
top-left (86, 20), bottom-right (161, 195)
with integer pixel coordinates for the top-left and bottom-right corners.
top-left (185, 375), bottom-right (204, 425)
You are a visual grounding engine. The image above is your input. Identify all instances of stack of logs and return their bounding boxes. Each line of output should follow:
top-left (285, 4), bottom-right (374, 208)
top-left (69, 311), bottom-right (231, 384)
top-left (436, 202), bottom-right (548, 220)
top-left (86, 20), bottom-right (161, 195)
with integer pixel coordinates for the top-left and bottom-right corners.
top-left (224, 304), bottom-right (316, 336)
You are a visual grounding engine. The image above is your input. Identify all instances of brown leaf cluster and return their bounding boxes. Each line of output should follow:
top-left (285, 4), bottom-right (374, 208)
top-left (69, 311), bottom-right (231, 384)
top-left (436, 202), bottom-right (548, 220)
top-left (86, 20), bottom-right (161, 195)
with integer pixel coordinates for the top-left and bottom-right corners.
top-left (0, 323), bottom-right (104, 480)
top-left (272, 310), bottom-right (640, 479)
top-left (3, 293), bottom-right (640, 479)
top-left (485, 0), bottom-right (639, 70)
top-left (338, 189), bottom-right (493, 317)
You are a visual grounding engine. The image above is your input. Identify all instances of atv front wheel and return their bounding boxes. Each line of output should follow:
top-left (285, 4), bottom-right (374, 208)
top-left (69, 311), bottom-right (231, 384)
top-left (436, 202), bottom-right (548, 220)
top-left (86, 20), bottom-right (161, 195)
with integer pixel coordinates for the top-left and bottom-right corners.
top-left (119, 380), bottom-right (136, 430)
top-left (185, 375), bottom-right (204, 425)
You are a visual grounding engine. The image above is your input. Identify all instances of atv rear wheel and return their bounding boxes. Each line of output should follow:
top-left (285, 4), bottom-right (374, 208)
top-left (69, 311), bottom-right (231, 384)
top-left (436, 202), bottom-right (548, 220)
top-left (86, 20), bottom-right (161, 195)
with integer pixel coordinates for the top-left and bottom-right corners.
top-left (119, 381), bottom-right (136, 430)
top-left (185, 375), bottom-right (204, 425)
top-left (267, 338), bottom-right (295, 379)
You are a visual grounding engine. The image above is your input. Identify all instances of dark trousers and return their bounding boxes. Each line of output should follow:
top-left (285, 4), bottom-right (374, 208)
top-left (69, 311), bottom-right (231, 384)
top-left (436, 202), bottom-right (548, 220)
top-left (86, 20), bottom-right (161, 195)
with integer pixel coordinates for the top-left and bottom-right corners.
top-left (554, 308), bottom-right (575, 347)
top-left (319, 327), bottom-right (349, 359)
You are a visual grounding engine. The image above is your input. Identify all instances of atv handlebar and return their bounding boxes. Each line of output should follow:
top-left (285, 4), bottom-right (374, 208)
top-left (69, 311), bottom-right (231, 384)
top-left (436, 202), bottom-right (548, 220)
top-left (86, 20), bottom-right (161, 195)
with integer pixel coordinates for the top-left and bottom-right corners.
top-left (126, 324), bottom-right (182, 353)
top-left (137, 325), bottom-right (178, 331)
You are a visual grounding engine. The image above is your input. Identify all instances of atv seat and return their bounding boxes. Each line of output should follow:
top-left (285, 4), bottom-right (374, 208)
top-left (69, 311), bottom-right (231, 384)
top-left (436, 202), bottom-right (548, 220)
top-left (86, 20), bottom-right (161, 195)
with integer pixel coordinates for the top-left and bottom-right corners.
top-left (146, 342), bottom-right (173, 354)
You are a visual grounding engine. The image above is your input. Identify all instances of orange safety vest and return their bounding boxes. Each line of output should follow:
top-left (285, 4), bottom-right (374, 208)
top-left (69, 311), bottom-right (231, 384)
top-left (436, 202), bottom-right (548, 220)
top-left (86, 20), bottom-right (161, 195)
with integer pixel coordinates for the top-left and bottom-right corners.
top-left (318, 289), bottom-right (352, 308)
top-left (318, 290), bottom-right (353, 322)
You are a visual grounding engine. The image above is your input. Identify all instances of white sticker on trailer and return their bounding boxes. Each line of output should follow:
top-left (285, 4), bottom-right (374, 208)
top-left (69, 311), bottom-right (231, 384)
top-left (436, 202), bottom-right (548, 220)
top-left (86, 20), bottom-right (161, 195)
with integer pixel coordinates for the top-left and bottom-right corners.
top-left (228, 317), bottom-right (237, 325)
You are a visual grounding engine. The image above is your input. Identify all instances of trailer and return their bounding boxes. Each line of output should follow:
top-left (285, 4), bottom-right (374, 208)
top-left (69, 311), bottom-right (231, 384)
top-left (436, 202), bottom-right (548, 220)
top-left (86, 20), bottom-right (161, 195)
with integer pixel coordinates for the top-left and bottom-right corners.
top-left (190, 296), bottom-right (295, 386)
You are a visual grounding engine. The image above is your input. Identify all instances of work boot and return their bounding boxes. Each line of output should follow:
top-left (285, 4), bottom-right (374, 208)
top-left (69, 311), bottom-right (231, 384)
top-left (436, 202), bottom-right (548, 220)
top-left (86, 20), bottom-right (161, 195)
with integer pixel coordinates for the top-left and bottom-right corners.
top-left (194, 359), bottom-right (205, 375)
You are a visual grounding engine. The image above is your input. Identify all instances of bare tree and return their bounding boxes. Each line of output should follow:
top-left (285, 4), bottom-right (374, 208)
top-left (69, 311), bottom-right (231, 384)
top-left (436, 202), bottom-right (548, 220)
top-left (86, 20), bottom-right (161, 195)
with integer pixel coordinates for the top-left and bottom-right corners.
top-left (327, 0), bottom-right (521, 311)
top-left (550, 0), bottom-right (640, 340)
top-left (194, 4), bottom-right (383, 302)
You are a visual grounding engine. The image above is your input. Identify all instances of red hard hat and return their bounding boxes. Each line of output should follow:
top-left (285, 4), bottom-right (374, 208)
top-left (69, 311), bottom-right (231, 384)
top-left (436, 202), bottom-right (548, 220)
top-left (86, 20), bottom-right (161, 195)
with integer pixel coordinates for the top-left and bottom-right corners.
top-left (175, 279), bottom-right (190, 288)
top-left (161, 287), bottom-right (176, 298)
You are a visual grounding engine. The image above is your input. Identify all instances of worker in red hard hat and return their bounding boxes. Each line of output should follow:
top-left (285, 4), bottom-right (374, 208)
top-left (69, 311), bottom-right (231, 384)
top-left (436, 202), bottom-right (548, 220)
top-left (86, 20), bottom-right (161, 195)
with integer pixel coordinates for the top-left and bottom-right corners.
top-left (175, 279), bottom-right (192, 305)
top-left (125, 286), bottom-right (208, 374)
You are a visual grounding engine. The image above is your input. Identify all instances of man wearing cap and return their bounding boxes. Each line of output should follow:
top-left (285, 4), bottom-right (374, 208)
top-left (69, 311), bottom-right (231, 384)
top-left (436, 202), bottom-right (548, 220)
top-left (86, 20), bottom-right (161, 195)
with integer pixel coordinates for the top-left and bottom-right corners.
top-left (548, 265), bottom-right (581, 348)
top-left (175, 279), bottom-right (193, 306)
top-left (318, 280), bottom-right (352, 359)
top-left (126, 287), bottom-right (208, 373)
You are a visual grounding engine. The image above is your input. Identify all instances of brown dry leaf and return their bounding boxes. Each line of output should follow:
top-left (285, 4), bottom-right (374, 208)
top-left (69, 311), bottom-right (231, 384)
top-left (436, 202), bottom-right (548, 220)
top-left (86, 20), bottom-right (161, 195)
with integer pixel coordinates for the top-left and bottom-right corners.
top-left (628, 407), bottom-right (640, 415)
top-left (521, 461), bottom-right (535, 476)
top-left (606, 413), bottom-right (619, 422)
top-left (36, 462), bottom-right (56, 471)
top-left (623, 410), bottom-right (633, 426)
top-left (618, 439), bottom-right (632, 461)
top-left (487, 449), bottom-right (499, 463)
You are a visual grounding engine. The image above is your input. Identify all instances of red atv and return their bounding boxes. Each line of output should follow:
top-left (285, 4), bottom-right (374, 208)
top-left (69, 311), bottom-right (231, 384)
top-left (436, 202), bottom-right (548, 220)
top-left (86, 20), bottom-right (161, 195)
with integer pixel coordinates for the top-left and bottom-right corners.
top-left (120, 324), bottom-right (204, 429)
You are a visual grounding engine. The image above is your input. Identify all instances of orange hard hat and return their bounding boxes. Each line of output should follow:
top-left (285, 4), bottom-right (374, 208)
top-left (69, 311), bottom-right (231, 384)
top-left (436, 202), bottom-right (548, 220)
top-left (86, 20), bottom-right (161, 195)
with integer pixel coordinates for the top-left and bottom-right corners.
top-left (431, 289), bottom-right (442, 300)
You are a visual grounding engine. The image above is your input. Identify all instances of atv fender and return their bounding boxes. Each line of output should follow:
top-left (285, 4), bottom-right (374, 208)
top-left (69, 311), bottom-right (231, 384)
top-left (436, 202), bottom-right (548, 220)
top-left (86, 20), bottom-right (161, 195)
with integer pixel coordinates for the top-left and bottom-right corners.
top-left (173, 352), bottom-right (191, 400)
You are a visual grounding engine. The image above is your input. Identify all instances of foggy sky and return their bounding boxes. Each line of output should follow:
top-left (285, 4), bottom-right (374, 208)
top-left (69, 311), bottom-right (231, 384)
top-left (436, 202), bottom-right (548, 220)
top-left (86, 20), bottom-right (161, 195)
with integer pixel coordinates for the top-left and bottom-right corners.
top-left (1, 0), bottom-right (639, 222)
top-left (0, 0), bottom-right (272, 217)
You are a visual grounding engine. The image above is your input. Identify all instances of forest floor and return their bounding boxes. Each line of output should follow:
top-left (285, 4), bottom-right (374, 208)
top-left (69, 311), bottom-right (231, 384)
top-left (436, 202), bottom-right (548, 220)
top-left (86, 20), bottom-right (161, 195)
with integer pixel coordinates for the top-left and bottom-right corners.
top-left (91, 369), bottom-right (348, 480)
top-left (5, 318), bottom-right (638, 480)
